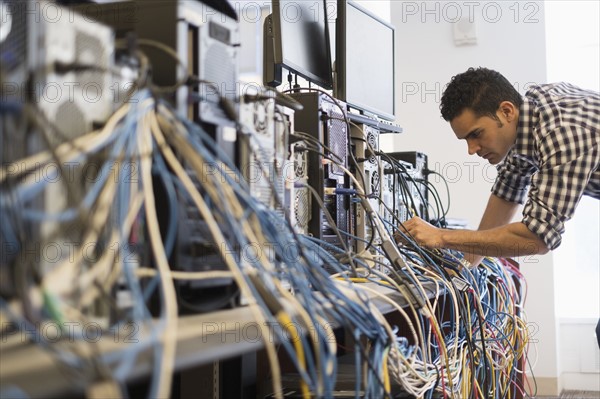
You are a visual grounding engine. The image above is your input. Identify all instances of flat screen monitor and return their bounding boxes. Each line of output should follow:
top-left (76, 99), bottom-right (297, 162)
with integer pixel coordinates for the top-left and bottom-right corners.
top-left (336, 1), bottom-right (395, 120)
top-left (272, 0), bottom-right (333, 89)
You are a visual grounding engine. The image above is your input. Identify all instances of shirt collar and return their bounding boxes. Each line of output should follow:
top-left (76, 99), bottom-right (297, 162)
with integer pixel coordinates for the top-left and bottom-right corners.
top-left (511, 97), bottom-right (538, 157)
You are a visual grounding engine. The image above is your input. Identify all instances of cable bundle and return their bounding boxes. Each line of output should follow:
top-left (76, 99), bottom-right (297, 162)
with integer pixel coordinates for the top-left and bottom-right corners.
top-left (1, 87), bottom-right (402, 398)
top-left (267, 86), bottom-right (531, 399)
top-left (355, 249), bottom-right (530, 399)
top-left (0, 42), bottom-right (532, 399)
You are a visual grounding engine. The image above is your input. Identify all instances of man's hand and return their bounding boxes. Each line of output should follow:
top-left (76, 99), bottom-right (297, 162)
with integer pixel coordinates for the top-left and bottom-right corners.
top-left (397, 216), bottom-right (445, 248)
top-left (397, 217), bottom-right (548, 257)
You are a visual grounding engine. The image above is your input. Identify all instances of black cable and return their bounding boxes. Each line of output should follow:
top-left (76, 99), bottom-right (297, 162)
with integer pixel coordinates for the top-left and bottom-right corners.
top-left (425, 169), bottom-right (451, 221)
top-left (300, 181), bottom-right (359, 275)
top-left (281, 87), bottom-right (384, 262)
top-left (391, 156), bottom-right (429, 221)
top-left (417, 179), bottom-right (445, 226)
top-left (381, 156), bottom-right (399, 223)
top-left (292, 125), bottom-right (378, 257)
top-left (339, 120), bottom-right (379, 257)
top-left (378, 152), bottom-right (422, 222)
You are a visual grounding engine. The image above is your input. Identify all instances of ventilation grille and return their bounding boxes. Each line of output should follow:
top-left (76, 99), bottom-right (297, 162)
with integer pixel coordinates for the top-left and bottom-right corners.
top-left (327, 109), bottom-right (347, 177)
top-left (250, 148), bottom-right (274, 205)
top-left (366, 130), bottom-right (378, 164)
top-left (54, 102), bottom-right (86, 142)
top-left (75, 31), bottom-right (106, 88)
top-left (204, 43), bottom-right (236, 101)
top-left (294, 188), bottom-right (310, 233)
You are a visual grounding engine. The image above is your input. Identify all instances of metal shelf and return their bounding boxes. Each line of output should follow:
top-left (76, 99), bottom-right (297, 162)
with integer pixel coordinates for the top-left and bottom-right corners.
top-left (0, 280), bottom-right (441, 398)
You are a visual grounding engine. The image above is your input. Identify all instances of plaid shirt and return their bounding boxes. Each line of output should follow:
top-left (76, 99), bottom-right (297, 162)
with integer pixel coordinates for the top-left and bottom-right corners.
top-left (492, 83), bottom-right (600, 250)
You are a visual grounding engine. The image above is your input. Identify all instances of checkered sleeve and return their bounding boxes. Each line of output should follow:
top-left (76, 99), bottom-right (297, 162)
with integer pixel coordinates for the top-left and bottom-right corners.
top-left (522, 126), bottom-right (600, 250)
top-left (491, 154), bottom-right (536, 205)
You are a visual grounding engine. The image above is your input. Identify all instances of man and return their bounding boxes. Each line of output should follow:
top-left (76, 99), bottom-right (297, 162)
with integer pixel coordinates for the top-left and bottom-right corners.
top-left (398, 67), bottom-right (599, 346)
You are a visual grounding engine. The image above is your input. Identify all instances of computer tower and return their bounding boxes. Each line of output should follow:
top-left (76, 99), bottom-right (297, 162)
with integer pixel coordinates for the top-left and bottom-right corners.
top-left (0, 1), bottom-right (116, 298)
top-left (134, 1), bottom-right (242, 313)
top-left (350, 123), bottom-right (382, 253)
top-left (1, 0), bottom-right (115, 149)
top-left (29, 2), bottom-right (115, 146)
top-left (238, 88), bottom-right (294, 218)
top-left (289, 92), bottom-right (351, 248)
top-left (29, 0), bottom-right (116, 267)
top-left (134, 0), bottom-right (239, 160)
top-left (289, 139), bottom-right (311, 235)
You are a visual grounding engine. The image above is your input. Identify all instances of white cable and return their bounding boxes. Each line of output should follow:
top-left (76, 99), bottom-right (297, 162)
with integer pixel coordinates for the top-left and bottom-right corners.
top-left (135, 268), bottom-right (234, 280)
top-left (139, 108), bottom-right (178, 399)
top-left (0, 104), bottom-right (131, 183)
top-left (149, 106), bottom-right (285, 399)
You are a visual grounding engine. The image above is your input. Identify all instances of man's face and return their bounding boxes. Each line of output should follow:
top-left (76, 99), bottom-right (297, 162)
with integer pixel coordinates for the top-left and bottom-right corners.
top-left (450, 105), bottom-right (518, 165)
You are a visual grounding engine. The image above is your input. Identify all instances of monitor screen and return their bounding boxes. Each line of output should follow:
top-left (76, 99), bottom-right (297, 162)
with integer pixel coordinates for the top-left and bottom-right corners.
top-left (272, 0), bottom-right (333, 89)
top-left (336, 1), bottom-right (395, 120)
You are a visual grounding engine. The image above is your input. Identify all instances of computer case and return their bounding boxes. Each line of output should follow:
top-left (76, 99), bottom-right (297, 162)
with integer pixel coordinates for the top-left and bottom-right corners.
top-left (289, 92), bottom-right (351, 249)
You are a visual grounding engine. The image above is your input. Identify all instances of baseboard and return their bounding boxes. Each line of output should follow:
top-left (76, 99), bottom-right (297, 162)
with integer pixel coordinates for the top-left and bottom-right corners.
top-left (525, 375), bottom-right (561, 396)
top-left (561, 372), bottom-right (600, 392)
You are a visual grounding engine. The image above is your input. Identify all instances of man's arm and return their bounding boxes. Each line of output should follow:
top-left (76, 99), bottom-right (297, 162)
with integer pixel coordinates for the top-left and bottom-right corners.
top-left (478, 194), bottom-right (521, 231)
top-left (465, 194), bottom-right (521, 266)
top-left (439, 221), bottom-right (549, 257)
top-left (401, 193), bottom-right (549, 258)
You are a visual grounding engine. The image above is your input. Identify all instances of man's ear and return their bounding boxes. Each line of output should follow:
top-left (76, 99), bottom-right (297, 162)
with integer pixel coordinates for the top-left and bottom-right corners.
top-left (498, 101), bottom-right (517, 122)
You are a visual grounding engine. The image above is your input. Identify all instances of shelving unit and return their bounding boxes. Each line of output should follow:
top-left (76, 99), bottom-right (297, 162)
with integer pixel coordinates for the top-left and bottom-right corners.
top-left (0, 281), bottom-right (442, 398)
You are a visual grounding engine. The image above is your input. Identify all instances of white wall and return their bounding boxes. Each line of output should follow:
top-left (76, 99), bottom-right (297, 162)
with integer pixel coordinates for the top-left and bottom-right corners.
top-left (545, 0), bottom-right (600, 320)
top-left (383, 1), bottom-right (561, 394)
top-left (544, 0), bottom-right (600, 391)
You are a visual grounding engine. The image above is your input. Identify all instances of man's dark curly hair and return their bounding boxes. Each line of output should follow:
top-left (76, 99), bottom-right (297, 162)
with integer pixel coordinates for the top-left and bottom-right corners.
top-left (440, 67), bottom-right (523, 122)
